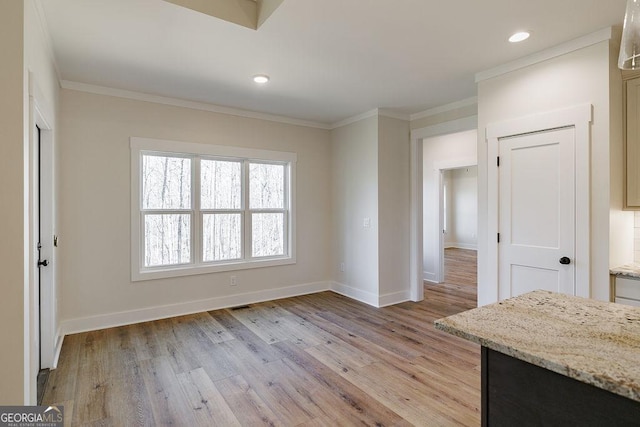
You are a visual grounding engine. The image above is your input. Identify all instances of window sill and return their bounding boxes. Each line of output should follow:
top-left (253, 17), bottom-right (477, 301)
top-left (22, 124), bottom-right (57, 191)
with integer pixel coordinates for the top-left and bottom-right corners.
top-left (132, 256), bottom-right (295, 282)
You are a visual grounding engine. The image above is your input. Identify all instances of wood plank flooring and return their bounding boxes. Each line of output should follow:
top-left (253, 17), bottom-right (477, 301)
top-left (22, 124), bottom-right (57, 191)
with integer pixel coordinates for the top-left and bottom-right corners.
top-left (43, 249), bottom-right (479, 426)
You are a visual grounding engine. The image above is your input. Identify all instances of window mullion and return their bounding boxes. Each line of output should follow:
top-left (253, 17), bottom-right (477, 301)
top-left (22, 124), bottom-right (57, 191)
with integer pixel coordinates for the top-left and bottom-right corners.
top-left (243, 159), bottom-right (251, 261)
top-left (283, 210), bottom-right (289, 258)
top-left (194, 156), bottom-right (201, 266)
top-left (284, 164), bottom-right (290, 257)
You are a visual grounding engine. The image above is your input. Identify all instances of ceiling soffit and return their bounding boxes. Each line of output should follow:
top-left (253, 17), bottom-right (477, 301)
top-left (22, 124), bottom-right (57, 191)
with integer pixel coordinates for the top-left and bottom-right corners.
top-left (162, 0), bottom-right (284, 30)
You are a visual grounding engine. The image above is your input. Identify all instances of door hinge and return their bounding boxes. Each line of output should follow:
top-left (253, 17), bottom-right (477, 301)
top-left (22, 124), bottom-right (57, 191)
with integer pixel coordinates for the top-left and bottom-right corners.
top-left (497, 233), bottom-right (500, 243)
top-left (497, 156), bottom-right (500, 167)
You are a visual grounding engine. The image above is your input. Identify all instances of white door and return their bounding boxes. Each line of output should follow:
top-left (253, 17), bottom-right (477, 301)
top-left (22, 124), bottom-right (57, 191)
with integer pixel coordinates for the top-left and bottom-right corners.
top-left (498, 127), bottom-right (575, 300)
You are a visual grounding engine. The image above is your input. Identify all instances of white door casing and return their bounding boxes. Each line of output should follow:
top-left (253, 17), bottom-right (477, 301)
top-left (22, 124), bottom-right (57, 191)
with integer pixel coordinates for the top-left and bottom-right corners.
top-left (410, 115), bottom-right (478, 299)
top-left (486, 104), bottom-right (591, 304)
top-left (497, 128), bottom-right (575, 300)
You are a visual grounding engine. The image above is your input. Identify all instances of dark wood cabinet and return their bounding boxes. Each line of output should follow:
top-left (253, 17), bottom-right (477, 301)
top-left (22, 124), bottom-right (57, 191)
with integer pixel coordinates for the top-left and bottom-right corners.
top-left (481, 347), bottom-right (640, 426)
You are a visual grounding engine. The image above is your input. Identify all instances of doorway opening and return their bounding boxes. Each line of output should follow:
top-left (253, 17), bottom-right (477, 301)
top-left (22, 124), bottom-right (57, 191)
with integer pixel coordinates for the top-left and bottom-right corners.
top-left (35, 125), bottom-right (50, 404)
top-left (409, 115), bottom-right (478, 303)
top-left (421, 130), bottom-right (477, 286)
top-left (440, 165), bottom-right (478, 304)
top-left (29, 81), bottom-right (56, 404)
top-left (426, 247), bottom-right (477, 315)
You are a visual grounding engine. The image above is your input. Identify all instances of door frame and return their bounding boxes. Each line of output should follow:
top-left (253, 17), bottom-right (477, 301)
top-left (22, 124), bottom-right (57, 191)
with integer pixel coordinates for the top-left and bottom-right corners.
top-left (486, 104), bottom-right (592, 303)
top-left (26, 73), bottom-right (56, 403)
top-left (409, 115), bottom-right (478, 301)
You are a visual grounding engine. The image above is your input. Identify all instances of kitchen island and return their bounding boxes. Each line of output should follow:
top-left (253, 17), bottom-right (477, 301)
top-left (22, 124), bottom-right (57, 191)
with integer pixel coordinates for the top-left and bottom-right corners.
top-left (435, 290), bottom-right (640, 426)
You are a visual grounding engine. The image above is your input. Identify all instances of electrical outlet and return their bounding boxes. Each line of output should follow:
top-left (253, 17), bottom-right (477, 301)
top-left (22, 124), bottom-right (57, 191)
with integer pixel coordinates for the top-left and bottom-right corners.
top-left (230, 276), bottom-right (237, 286)
top-left (340, 262), bottom-right (345, 272)
top-left (363, 217), bottom-right (371, 228)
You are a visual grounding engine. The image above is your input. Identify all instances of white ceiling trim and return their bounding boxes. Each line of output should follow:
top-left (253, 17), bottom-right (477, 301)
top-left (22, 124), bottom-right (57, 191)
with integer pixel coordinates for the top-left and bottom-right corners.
top-left (410, 97), bottom-right (478, 122)
top-left (59, 80), bottom-right (332, 130)
top-left (330, 108), bottom-right (409, 130)
top-left (330, 108), bottom-right (380, 129)
top-left (378, 108), bottom-right (410, 122)
top-left (475, 26), bottom-right (613, 83)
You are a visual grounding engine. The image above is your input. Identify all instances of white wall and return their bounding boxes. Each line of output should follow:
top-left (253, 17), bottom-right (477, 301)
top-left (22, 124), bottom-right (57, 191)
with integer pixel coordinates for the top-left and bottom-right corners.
top-left (443, 170), bottom-right (454, 247)
top-left (477, 39), bottom-right (629, 305)
top-left (58, 89), bottom-right (331, 331)
top-left (330, 116), bottom-right (380, 304)
top-left (633, 212), bottom-right (640, 262)
top-left (422, 130), bottom-right (477, 281)
top-left (610, 32), bottom-right (634, 271)
top-left (446, 166), bottom-right (478, 250)
top-left (331, 114), bottom-right (411, 306)
top-left (378, 116), bottom-right (410, 304)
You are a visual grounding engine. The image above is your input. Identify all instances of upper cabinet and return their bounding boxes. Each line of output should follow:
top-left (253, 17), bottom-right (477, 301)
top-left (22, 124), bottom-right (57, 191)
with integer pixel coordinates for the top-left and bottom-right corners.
top-left (625, 76), bottom-right (640, 209)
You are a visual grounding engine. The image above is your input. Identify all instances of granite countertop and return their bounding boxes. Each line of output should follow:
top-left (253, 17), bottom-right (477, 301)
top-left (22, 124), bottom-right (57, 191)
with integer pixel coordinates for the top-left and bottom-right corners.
top-left (610, 263), bottom-right (640, 279)
top-left (434, 290), bottom-right (640, 402)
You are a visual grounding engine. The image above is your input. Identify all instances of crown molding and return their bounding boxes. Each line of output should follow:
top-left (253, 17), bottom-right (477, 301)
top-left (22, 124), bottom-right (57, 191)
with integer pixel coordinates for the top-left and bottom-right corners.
top-left (330, 109), bottom-right (379, 129)
top-left (409, 97), bottom-right (478, 121)
top-left (475, 27), bottom-right (613, 83)
top-left (378, 108), bottom-right (410, 122)
top-left (60, 80), bottom-right (332, 129)
top-left (330, 108), bottom-right (409, 130)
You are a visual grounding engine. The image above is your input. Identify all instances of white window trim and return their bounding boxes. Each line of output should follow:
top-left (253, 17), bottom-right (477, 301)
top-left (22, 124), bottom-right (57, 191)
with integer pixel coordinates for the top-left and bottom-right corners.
top-left (130, 137), bottom-right (297, 281)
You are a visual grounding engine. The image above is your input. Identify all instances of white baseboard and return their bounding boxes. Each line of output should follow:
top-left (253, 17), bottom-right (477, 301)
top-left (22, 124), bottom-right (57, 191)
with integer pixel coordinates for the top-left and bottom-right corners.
top-left (58, 280), bottom-right (416, 338)
top-left (378, 290), bottom-right (411, 307)
top-left (445, 243), bottom-right (477, 250)
top-left (330, 281), bottom-right (379, 307)
top-left (52, 330), bottom-right (64, 369)
top-left (423, 271), bottom-right (438, 283)
top-left (61, 281), bottom-right (331, 335)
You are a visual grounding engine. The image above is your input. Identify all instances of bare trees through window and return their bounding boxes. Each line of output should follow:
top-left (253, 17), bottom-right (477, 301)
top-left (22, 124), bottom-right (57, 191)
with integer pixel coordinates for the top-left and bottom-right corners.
top-left (141, 153), bottom-right (288, 268)
top-left (142, 155), bottom-right (191, 267)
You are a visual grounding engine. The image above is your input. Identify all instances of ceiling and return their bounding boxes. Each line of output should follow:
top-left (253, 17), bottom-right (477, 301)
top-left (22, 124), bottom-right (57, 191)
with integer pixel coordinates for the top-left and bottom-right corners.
top-left (40, 0), bottom-right (627, 126)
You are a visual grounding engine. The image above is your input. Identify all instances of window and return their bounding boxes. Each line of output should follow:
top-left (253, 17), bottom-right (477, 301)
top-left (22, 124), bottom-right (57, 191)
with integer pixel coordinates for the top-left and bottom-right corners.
top-left (131, 137), bottom-right (296, 281)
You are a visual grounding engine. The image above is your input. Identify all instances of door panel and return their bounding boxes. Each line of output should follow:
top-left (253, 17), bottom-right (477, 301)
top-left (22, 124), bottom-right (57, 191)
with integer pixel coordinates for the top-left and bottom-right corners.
top-left (510, 143), bottom-right (559, 248)
top-left (511, 265), bottom-right (560, 296)
top-left (498, 127), bottom-right (575, 300)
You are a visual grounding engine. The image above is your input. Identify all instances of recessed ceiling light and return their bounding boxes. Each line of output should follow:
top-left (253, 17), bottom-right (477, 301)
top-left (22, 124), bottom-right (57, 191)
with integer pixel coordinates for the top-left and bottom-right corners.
top-left (253, 74), bottom-right (270, 84)
top-left (509, 31), bottom-right (530, 43)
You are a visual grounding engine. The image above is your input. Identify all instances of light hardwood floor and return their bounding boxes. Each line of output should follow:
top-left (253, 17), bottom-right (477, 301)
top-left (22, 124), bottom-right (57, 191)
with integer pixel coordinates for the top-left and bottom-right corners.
top-left (43, 248), bottom-right (479, 426)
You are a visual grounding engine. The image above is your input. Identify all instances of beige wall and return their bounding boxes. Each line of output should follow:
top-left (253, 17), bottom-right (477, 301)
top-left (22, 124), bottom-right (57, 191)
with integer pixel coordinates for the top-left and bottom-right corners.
top-left (0, 1), bottom-right (26, 405)
top-left (58, 89), bottom-right (331, 324)
top-left (330, 116), bottom-right (380, 302)
top-left (477, 40), bottom-right (624, 304)
top-left (378, 116), bottom-right (410, 302)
